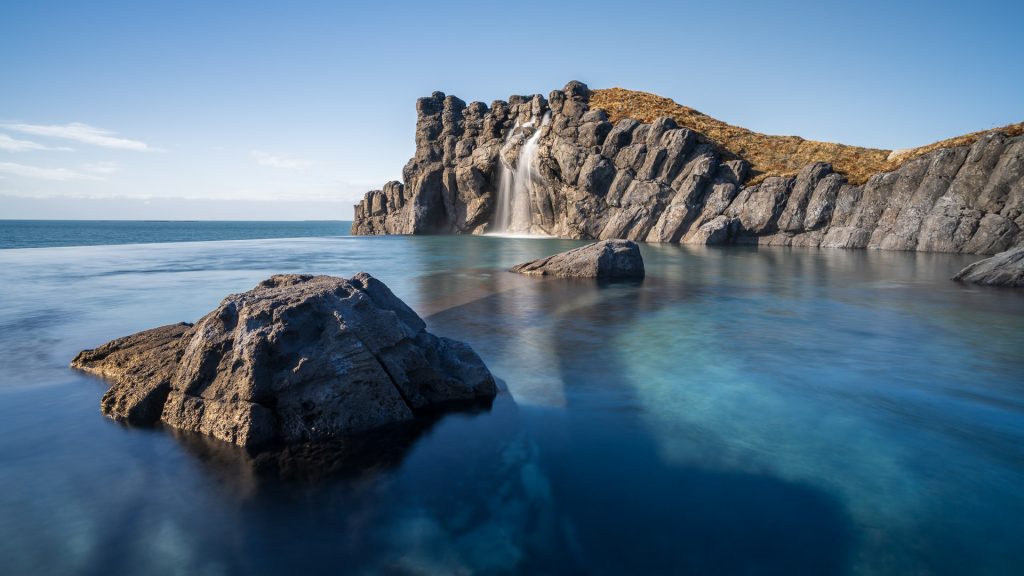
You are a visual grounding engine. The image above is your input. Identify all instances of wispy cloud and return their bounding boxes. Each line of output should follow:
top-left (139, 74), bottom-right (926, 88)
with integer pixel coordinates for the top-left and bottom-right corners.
top-left (252, 150), bottom-right (314, 170)
top-left (0, 133), bottom-right (72, 152)
top-left (2, 122), bottom-right (151, 151)
top-left (0, 161), bottom-right (104, 181)
top-left (80, 161), bottom-right (119, 175)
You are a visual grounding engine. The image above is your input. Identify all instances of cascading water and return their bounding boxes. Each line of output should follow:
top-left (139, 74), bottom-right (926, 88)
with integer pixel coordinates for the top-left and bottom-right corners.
top-left (492, 120), bottom-right (520, 233)
top-left (491, 112), bottom-right (551, 235)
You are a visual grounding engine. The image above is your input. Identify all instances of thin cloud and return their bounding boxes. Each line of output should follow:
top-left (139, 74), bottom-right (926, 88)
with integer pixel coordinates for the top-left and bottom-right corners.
top-left (0, 161), bottom-right (103, 181)
top-left (2, 122), bottom-right (151, 151)
top-left (80, 161), bottom-right (119, 174)
top-left (0, 133), bottom-right (72, 152)
top-left (252, 150), bottom-right (314, 170)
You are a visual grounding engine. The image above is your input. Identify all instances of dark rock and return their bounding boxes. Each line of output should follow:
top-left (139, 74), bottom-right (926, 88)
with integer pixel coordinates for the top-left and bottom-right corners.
top-left (510, 239), bottom-right (645, 279)
top-left (952, 246), bottom-right (1024, 286)
top-left (578, 154), bottom-right (616, 197)
top-left (601, 119), bottom-right (640, 158)
top-left (777, 163), bottom-right (832, 232)
top-left (803, 173), bottom-right (845, 230)
top-left (72, 274), bottom-right (497, 448)
top-left (578, 120), bottom-right (613, 149)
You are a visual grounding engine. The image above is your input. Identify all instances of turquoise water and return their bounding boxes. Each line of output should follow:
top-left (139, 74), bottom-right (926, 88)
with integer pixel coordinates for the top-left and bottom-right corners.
top-left (0, 230), bottom-right (1022, 574)
top-left (0, 220), bottom-right (351, 249)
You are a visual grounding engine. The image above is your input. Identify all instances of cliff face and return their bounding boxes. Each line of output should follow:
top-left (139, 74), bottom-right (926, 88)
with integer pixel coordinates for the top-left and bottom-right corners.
top-left (352, 82), bottom-right (1024, 255)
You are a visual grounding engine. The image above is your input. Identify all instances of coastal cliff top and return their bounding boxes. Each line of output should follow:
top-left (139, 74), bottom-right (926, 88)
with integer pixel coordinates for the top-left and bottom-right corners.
top-left (590, 87), bottom-right (1023, 185)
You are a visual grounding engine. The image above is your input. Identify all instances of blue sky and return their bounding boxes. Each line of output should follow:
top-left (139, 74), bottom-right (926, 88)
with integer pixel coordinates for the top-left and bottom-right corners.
top-left (2, 0), bottom-right (1021, 220)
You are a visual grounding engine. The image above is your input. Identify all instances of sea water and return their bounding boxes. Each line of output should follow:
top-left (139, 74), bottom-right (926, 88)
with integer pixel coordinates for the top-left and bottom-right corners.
top-left (0, 226), bottom-right (1022, 575)
top-left (0, 220), bottom-right (350, 249)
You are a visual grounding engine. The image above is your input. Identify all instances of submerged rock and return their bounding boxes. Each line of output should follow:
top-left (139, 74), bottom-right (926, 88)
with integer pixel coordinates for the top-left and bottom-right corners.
top-left (72, 273), bottom-right (497, 447)
top-left (510, 239), bottom-right (645, 279)
top-left (952, 246), bottom-right (1024, 287)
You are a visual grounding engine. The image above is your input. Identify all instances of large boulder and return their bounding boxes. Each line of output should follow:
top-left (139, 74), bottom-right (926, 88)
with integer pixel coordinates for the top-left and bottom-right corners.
top-left (72, 273), bottom-right (497, 448)
top-left (952, 246), bottom-right (1024, 287)
top-left (510, 239), bottom-right (645, 279)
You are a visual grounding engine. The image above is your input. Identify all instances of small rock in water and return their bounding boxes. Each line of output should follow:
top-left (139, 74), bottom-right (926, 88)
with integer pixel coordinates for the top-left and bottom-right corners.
top-left (510, 239), bottom-right (645, 279)
top-left (952, 246), bottom-right (1024, 287)
top-left (72, 273), bottom-right (497, 448)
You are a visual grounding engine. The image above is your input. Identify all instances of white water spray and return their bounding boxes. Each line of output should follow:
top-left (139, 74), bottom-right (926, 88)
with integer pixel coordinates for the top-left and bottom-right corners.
top-left (491, 112), bottom-right (551, 234)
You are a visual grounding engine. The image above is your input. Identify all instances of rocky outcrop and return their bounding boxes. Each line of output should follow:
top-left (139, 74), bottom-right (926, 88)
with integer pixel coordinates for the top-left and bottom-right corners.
top-left (510, 239), bottom-right (645, 279)
top-left (72, 273), bottom-right (497, 448)
top-left (953, 246), bottom-right (1024, 286)
top-left (352, 81), bottom-right (1024, 256)
top-left (72, 322), bottom-right (193, 424)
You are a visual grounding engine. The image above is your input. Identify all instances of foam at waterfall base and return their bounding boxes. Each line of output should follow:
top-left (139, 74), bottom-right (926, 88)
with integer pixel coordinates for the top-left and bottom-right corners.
top-left (482, 231), bottom-right (554, 239)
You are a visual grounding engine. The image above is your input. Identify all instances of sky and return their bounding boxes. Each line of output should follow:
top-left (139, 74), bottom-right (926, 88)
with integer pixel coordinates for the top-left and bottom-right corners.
top-left (1, 0), bottom-right (1022, 221)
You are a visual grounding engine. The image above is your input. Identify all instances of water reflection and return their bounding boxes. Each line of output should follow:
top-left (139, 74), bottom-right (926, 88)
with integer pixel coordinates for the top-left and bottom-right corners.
top-left (167, 396), bottom-right (496, 497)
top-left (422, 273), bottom-right (853, 573)
top-left (1, 237), bottom-right (1023, 574)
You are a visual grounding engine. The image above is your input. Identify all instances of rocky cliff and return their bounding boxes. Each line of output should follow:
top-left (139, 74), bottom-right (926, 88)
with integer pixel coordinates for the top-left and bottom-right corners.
top-left (352, 81), bottom-right (1023, 255)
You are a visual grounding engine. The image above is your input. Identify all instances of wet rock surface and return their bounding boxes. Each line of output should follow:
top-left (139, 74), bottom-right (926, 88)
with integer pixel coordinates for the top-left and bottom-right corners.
top-left (953, 246), bottom-right (1024, 287)
top-left (72, 273), bottom-right (497, 447)
top-left (353, 81), bottom-right (1023, 256)
top-left (510, 239), bottom-right (645, 279)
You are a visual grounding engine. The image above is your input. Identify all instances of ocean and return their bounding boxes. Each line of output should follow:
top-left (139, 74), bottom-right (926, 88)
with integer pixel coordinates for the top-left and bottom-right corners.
top-left (0, 221), bottom-right (1022, 574)
top-left (0, 219), bottom-right (351, 249)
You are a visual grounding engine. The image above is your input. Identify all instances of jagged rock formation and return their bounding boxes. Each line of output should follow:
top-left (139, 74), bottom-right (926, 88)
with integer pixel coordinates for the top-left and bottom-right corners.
top-left (511, 239), bottom-right (645, 279)
top-left (72, 273), bottom-right (497, 448)
top-left (953, 246), bottom-right (1024, 286)
top-left (352, 81), bottom-right (1023, 255)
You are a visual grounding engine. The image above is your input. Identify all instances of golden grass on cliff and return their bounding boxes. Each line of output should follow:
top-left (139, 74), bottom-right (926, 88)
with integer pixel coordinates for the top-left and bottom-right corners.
top-left (590, 87), bottom-right (1023, 185)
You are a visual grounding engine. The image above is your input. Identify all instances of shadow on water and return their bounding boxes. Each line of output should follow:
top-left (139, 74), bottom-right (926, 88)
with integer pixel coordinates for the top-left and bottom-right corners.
top-left (417, 265), bottom-right (855, 575)
top-left (165, 396), bottom-right (498, 496)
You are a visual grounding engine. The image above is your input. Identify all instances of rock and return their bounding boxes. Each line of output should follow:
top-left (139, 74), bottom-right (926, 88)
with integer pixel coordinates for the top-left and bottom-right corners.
top-left (352, 81), bottom-right (1024, 255)
top-left (777, 163), bottom-right (832, 233)
top-left (601, 119), bottom-right (640, 158)
top-left (510, 239), bottom-right (645, 279)
top-left (952, 246), bottom-right (1024, 286)
top-left (728, 176), bottom-right (792, 235)
top-left (72, 273), bottom-right (497, 448)
top-left (72, 322), bottom-right (192, 425)
top-left (688, 216), bottom-right (738, 245)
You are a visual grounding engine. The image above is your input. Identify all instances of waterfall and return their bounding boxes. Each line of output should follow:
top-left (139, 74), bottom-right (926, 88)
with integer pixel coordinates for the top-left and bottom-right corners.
top-left (492, 119), bottom-right (519, 233)
top-left (491, 112), bottom-right (551, 234)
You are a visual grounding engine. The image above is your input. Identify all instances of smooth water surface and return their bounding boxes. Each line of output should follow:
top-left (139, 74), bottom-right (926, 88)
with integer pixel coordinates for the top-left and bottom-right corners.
top-left (0, 220), bottom-right (351, 249)
top-left (0, 233), bottom-right (1022, 575)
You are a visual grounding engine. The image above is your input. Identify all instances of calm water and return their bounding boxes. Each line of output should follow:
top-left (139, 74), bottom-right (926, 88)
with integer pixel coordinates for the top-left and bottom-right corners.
top-left (0, 229), bottom-right (1022, 575)
top-left (0, 220), bottom-right (351, 249)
